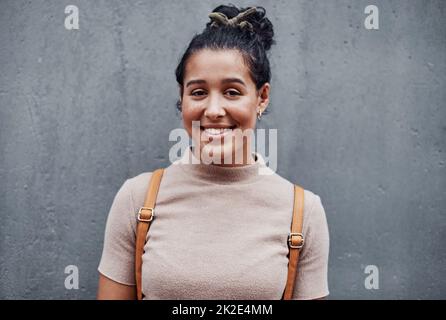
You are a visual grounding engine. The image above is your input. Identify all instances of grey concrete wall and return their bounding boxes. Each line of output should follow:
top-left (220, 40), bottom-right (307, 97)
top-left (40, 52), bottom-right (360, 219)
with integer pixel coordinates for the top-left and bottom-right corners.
top-left (0, 0), bottom-right (445, 299)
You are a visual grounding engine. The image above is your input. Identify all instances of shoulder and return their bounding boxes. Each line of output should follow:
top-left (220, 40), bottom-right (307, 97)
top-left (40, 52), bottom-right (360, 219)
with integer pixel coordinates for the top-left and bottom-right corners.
top-left (302, 189), bottom-right (323, 215)
top-left (269, 171), bottom-right (325, 216)
top-left (262, 170), bottom-right (326, 220)
top-left (125, 169), bottom-right (152, 192)
top-left (124, 171), bottom-right (162, 209)
top-left (275, 171), bottom-right (326, 234)
top-left (299, 188), bottom-right (329, 251)
top-left (126, 171), bottom-right (154, 187)
top-left (302, 189), bottom-right (326, 226)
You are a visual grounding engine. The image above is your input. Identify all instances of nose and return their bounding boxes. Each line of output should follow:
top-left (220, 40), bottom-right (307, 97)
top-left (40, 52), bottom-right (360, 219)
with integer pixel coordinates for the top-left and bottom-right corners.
top-left (204, 92), bottom-right (226, 120)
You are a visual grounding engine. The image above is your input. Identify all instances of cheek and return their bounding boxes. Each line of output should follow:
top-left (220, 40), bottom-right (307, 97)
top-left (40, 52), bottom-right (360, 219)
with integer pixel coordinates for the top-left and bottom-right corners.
top-left (181, 104), bottom-right (203, 133)
top-left (227, 102), bottom-right (257, 128)
top-left (181, 97), bottom-right (202, 115)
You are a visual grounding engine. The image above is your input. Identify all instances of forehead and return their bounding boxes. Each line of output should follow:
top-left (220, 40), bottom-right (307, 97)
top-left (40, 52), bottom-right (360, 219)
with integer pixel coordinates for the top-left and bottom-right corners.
top-left (184, 49), bottom-right (251, 83)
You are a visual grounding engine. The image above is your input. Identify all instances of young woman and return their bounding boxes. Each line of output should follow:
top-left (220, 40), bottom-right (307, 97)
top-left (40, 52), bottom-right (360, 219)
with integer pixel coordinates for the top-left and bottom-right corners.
top-left (97, 4), bottom-right (329, 300)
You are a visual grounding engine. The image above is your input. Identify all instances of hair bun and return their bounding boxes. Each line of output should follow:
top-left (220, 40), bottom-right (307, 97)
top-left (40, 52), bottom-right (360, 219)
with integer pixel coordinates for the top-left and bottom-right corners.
top-left (206, 5), bottom-right (275, 51)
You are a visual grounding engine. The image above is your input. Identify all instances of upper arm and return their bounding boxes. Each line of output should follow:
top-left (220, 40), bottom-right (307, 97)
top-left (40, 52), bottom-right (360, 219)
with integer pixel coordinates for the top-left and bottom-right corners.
top-left (293, 194), bottom-right (330, 300)
top-left (97, 179), bottom-right (139, 291)
top-left (97, 273), bottom-right (136, 300)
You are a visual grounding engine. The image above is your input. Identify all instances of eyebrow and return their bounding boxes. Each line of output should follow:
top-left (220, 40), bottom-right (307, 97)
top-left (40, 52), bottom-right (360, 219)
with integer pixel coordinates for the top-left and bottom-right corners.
top-left (185, 78), bottom-right (246, 88)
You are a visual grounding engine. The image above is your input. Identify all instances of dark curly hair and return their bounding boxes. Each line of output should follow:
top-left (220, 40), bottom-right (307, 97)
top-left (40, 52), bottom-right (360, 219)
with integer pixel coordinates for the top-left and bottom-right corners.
top-left (174, 4), bottom-right (275, 115)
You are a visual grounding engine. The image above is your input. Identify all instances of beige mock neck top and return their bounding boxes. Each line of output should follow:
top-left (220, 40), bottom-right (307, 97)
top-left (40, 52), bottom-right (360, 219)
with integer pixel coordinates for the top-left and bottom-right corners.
top-left (98, 146), bottom-right (329, 299)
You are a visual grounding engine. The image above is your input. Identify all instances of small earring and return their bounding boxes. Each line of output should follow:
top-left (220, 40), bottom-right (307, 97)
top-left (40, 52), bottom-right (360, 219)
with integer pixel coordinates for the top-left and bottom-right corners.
top-left (257, 109), bottom-right (262, 120)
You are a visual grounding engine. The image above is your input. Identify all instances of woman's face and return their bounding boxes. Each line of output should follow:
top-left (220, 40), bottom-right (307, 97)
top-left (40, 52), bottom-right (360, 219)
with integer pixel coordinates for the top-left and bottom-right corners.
top-left (180, 49), bottom-right (270, 166)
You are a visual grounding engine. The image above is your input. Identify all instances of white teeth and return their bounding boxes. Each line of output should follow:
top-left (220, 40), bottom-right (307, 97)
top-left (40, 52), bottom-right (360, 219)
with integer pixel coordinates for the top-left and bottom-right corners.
top-left (203, 128), bottom-right (232, 135)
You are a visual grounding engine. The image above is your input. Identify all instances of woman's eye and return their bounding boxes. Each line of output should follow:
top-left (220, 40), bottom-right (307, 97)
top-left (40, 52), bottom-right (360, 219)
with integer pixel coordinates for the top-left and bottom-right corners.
top-left (225, 90), bottom-right (241, 96)
top-left (190, 90), bottom-right (240, 97)
top-left (191, 90), bottom-right (206, 96)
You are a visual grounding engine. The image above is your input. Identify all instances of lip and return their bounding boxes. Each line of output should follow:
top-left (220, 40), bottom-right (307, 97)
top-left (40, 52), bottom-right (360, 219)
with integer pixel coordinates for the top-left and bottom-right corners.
top-left (200, 125), bottom-right (237, 139)
top-left (200, 124), bottom-right (237, 129)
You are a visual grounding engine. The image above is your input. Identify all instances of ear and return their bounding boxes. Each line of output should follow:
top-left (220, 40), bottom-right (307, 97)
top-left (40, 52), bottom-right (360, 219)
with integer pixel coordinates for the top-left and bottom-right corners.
top-left (257, 82), bottom-right (270, 114)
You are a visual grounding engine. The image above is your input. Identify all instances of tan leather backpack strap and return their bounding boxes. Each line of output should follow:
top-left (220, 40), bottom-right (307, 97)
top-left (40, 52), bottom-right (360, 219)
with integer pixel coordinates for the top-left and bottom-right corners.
top-left (282, 184), bottom-right (305, 300)
top-left (135, 168), bottom-right (164, 300)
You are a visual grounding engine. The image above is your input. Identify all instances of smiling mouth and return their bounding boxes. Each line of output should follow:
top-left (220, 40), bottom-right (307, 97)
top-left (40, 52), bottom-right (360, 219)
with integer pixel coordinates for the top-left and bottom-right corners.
top-left (200, 125), bottom-right (237, 136)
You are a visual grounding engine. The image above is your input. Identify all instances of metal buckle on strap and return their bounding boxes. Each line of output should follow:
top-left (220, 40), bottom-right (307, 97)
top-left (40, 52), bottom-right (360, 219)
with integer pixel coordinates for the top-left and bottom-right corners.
top-left (137, 207), bottom-right (154, 222)
top-left (288, 232), bottom-right (304, 249)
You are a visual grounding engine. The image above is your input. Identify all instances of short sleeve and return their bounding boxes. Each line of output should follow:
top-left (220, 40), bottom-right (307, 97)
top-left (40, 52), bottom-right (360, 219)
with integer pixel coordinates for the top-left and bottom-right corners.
top-left (293, 194), bottom-right (330, 299)
top-left (97, 179), bottom-right (137, 285)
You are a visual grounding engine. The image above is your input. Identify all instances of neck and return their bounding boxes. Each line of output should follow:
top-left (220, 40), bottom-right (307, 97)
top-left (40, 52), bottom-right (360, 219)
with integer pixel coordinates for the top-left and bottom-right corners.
top-left (192, 143), bottom-right (257, 167)
top-left (211, 154), bottom-right (257, 167)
